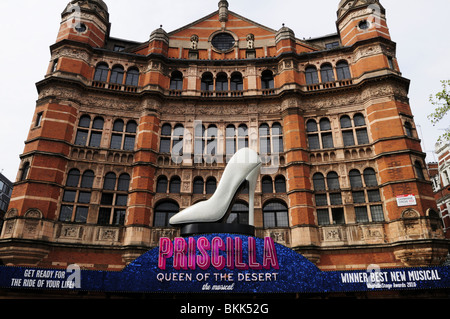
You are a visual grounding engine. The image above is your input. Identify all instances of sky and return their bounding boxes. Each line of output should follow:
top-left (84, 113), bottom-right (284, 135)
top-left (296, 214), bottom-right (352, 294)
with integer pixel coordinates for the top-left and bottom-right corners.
top-left (0, 0), bottom-right (449, 182)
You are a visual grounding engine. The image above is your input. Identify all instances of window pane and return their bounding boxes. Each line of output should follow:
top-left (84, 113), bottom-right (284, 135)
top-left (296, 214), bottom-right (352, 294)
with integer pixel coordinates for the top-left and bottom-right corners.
top-left (321, 133), bottom-right (333, 148)
top-left (193, 178), bottom-right (204, 194)
top-left (66, 169), bottom-right (80, 187)
top-left (352, 191), bottom-right (365, 203)
top-left (308, 134), bottom-right (320, 150)
top-left (169, 178), bottom-right (181, 193)
top-left (327, 172), bottom-right (340, 190)
top-left (305, 67), bottom-right (319, 85)
top-left (116, 194), bottom-right (128, 206)
top-left (315, 194), bottom-right (328, 206)
top-left (317, 209), bottom-right (330, 225)
top-left (262, 177), bottom-right (273, 193)
top-left (329, 193), bottom-right (342, 205)
top-left (78, 191), bottom-right (91, 204)
top-left (332, 208), bottom-right (345, 224)
top-left (104, 173), bottom-right (116, 190)
top-left (126, 121), bottom-right (138, 133)
top-left (263, 212), bottom-right (276, 228)
top-left (342, 131), bottom-right (355, 146)
top-left (75, 130), bottom-right (88, 146)
top-left (275, 176), bottom-right (286, 193)
top-left (355, 206), bottom-right (369, 223)
top-left (367, 190), bottom-right (381, 202)
top-left (363, 168), bottom-right (378, 186)
top-left (319, 118), bottom-right (331, 131)
top-left (110, 134), bottom-right (123, 149)
top-left (353, 114), bottom-right (366, 126)
top-left (114, 209), bottom-right (126, 225)
top-left (206, 179), bottom-right (216, 194)
top-left (306, 120), bottom-right (318, 132)
top-left (63, 190), bottom-right (77, 203)
top-left (340, 116), bottom-right (352, 128)
top-left (273, 137), bottom-right (284, 153)
top-left (313, 173), bottom-right (325, 191)
top-left (101, 193), bottom-right (114, 205)
top-left (98, 207), bottom-right (111, 225)
top-left (276, 212), bottom-right (289, 227)
top-left (349, 170), bottom-right (363, 188)
top-left (159, 138), bottom-right (171, 153)
top-left (89, 132), bottom-right (102, 147)
top-left (356, 129), bottom-right (369, 144)
top-left (370, 205), bottom-right (384, 222)
top-left (260, 137), bottom-right (270, 154)
top-left (156, 177), bottom-right (168, 193)
top-left (92, 117), bottom-right (104, 130)
top-left (59, 205), bottom-right (73, 222)
top-left (74, 207), bottom-right (88, 223)
top-left (118, 174), bottom-right (130, 191)
top-left (81, 171), bottom-right (94, 188)
top-left (124, 136), bottom-right (136, 151)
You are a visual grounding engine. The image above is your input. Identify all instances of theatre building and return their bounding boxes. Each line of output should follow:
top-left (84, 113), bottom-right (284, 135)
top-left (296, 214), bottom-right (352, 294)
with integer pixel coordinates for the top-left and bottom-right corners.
top-left (1, 0), bottom-right (449, 272)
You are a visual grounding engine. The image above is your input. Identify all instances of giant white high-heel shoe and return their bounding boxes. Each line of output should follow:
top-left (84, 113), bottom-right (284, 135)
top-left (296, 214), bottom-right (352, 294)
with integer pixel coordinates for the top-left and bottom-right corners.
top-left (169, 148), bottom-right (261, 230)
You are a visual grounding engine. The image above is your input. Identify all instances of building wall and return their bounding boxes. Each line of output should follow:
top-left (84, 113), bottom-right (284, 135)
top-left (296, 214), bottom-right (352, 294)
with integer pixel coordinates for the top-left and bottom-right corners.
top-left (1, 0), bottom-right (448, 271)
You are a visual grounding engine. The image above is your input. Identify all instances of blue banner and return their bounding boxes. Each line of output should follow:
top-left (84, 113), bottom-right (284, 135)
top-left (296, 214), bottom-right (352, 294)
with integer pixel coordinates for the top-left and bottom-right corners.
top-left (0, 234), bottom-right (449, 294)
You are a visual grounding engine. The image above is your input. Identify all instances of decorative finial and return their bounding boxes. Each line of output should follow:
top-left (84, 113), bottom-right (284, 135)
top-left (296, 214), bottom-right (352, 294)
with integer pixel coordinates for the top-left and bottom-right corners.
top-left (218, 0), bottom-right (229, 23)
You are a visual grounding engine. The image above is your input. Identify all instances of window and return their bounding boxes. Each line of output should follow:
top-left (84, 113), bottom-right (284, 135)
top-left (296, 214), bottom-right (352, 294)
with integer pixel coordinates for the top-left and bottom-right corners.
top-left (206, 177), bottom-right (217, 194)
top-left (216, 73), bottom-right (228, 91)
top-left (98, 173), bottom-right (130, 225)
top-left (211, 33), bottom-right (235, 51)
top-left (170, 71), bottom-right (183, 90)
top-left (261, 70), bottom-right (274, 89)
top-left (230, 72), bottom-right (243, 91)
top-left (94, 63), bottom-right (109, 82)
top-left (227, 202), bottom-right (249, 224)
top-left (313, 171), bottom-right (344, 225)
top-left (336, 61), bottom-right (351, 80)
top-left (307, 118), bottom-right (333, 150)
top-left (263, 201), bottom-right (289, 228)
top-left (226, 125), bottom-right (236, 156)
top-left (169, 176), bottom-right (181, 194)
top-left (154, 201), bottom-right (179, 227)
top-left (259, 124), bottom-right (271, 155)
top-left (305, 66), bottom-right (319, 85)
top-left (350, 168), bottom-right (384, 223)
top-left (159, 123), bottom-right (184, 157)
top-left (75, 115), bottom-right (104, 148)
top-left (35, 112), bottom-right (43, 127)
top-left (320, 64), bottom-right (335, 83)
top-left (272, 123), bottom-right (284, 153)
top-left (340, 113), bottom-right (369, 146)
top-left (194, 123), bottom-right (206, 162)
top-left (262, 176), bottom-right (273, 194)
top-left (325, 42), bottom-right (340, 50)
top-left (193, 177), bottom-right (204, 194)
top-left (274, 176), bottom-right (287, 193)
top-left (110, 65), bottom-right (124, 84)
top-left (414, 161), bottom-right (425, 180)
top-left (125, 67), bottom-right (139, 86)
top-left (111, 119), bottom-right (137, 151)
top-left (201, 73), bottom-right (214, 91)
top-left (59, 169), bottom-right (95, 223)
top-left (156, 176), bottom-right (168, 193)
top-left (404, 122), bottom-right (414, 138)
top-left (206, 125), bottom-right (218, 157)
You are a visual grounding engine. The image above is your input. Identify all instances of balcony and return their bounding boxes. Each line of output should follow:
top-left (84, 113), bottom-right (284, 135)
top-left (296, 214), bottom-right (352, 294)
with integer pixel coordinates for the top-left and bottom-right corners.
top-left (306, 79), bottom-right (353, 92)
top-left (92, 81), bottom-right (139, 93)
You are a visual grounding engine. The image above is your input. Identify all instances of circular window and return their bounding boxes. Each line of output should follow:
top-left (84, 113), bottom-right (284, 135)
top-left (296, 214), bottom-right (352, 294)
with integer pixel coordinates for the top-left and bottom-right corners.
top-left (211, 33), bottom-right (235, 51)
top-left (358, 20), bottom-right (370, 30)
top-left (75, 23), bottom-right (87, 33)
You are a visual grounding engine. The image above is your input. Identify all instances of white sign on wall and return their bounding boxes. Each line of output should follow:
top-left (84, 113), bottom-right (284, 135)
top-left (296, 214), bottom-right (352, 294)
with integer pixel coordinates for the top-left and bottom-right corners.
top-left (396, 194), bottom-right (417, 207)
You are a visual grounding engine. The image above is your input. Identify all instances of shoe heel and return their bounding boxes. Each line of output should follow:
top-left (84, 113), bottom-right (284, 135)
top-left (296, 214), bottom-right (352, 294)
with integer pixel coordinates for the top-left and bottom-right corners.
top-left (246, 163), bottom-right (262, 226)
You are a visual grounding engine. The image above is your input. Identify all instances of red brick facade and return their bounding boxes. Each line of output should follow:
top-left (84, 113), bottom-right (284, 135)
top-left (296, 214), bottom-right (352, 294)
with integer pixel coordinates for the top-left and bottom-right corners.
top-left (1, 0), bottom-right (448, 271)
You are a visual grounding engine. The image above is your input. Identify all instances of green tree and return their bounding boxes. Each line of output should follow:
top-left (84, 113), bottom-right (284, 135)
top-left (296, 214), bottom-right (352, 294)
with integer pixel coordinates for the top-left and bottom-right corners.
top-left (429, 80), bottom-right (450, 142)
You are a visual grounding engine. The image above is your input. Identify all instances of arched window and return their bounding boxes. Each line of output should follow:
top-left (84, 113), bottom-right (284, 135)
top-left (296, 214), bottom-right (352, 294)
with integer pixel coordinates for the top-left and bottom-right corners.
top-left (313, 173), bottom-right (326, 191)
top-left (272, 122), bottom-right (284, 153)
top-left (193, 177), bottom-right (204, 194)
top-left (340, 115), bottom-right (352, 128)
top-left (263, 201), bottom-right (289, 228)
top-left (349, 170), bottom-right (363, 188)
top-left (319, 118), bottom-right (333, 148)
top-left (125, 67), bottom-right (140, 86)
top-left (110, 65), bottom-right (124, 84)
top-left (93, 63), bottom-right (109, 82)
top-left (172, 124), bottom-right (184, 159)
top-left (306, 119), bottom-right (318, 132)
top-left (80, 170), bottom-right (95, 189)
top-left (201, 72), bottom-right (214, 91)
top-left (206, 125), bottom-right (218, 156)
top-left (194, 123), bottom-right (206, 162)
top-left (66, 169), bottom-right (81, 187)
top-left (363, 168), bottom-right (378, 187)
top-left (341, 113), bottom-right (369, 146)
top-left (159, 124), bottom-right (172, 153)
top-left (230, 72), bottom-right (243, 91)
top-left (353, 113), bottom-right (366, 127)
top-left (226, 125), bottom-right (236, 156)
top-left (238, 125), bottom-right (249, 150)
top-left (320, 64), bottom-right (335, 83)
top-left (156, 176), bottom-right (168, 193)
top-left (259, 123), bottom-right (271, 154)
top-left (170, 71), bottom-right (183, 90)
top-left (169, 176), bottom-right (181, 194)
top-left (305, 66), bottom-right (319, 85)
top-left (261, 70), bottom-right (274, 89)
top-left (216, 72), bottom-right (228, 91)
top-left (75, 115), bottom-right (105, 147)
top-left (336, 61), bottom-right (351, 80)
top-left (206, 177), bottom-right (217, 194)
top-left (227, 201), bottom-right (249, 224)
top-left (262, 176), bottom-right (273, 193)
top-left (275, 176), bottom-right (286, 193)
top-left (110, 119), bottom-right (136, 151)
top-left (327, 172), bottom-right (340, 190)
top-left (98, 172), bottom-right (130, 225)
top-left (154, 201), bottom-right (179, 227)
